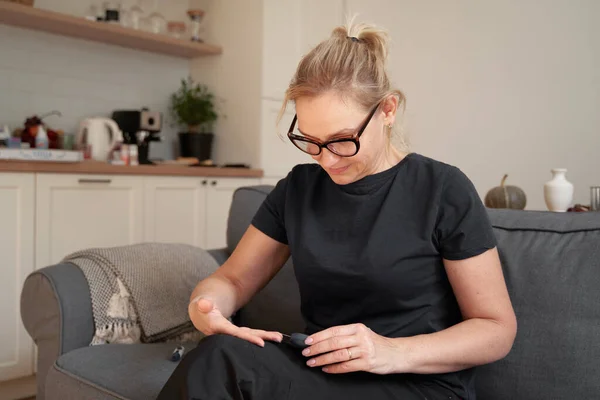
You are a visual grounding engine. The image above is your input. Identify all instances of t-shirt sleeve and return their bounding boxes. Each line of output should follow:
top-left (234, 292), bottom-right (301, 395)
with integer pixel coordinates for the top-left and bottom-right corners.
top-left (251, 174), bottom-right (289, 245)
top-left (435, 166), bottom-right (497, 260)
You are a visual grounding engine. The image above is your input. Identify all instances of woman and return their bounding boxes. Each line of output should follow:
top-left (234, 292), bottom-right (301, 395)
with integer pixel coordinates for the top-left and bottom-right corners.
top-left (158, 20), bottom-right (517, 400)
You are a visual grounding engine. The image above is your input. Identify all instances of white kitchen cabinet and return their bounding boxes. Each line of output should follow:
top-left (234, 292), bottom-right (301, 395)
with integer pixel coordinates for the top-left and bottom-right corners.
top-left (262, 0), bottom-right (345, 100)
top-left (144, 176), bottom-right (259, 250)
top-left (204, 177), bottom-right (259, 249)
top-left (260, 0), bottom-right (342, 178)
top-left (261, 0), bottom-right (303, 100)
top-left (35, 174), bottom-right (144, 269)
top-left (0, 171), bottom-right (256, 382)
top-left (0, 173), bottom-right (34, 382)
top-left (260, 98), bottom-right (315, 179)
top-left (144, 176), bottom-right (206, 247)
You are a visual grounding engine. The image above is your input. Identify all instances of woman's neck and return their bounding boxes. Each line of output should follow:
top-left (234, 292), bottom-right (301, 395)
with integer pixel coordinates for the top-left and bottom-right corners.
top-left (372, 145), bottom-right (406, 174)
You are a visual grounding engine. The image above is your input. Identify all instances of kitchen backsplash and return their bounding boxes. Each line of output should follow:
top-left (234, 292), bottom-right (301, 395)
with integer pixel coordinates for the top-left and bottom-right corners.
top-left (0, 23), bottom-right (189, 160)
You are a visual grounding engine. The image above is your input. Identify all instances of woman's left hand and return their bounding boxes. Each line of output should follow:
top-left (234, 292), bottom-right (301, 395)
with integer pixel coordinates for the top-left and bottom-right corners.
top-left (302, 323), bottom-right (405, 374)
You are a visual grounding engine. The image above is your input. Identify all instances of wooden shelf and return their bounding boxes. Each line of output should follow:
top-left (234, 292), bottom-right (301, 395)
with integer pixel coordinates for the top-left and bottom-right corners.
top-left (0, 2), bottom-right (222, 58)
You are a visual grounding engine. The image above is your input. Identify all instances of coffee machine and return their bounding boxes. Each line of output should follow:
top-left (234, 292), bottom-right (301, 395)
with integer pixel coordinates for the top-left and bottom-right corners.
top-left (111, 108), bottom-right (162, 164)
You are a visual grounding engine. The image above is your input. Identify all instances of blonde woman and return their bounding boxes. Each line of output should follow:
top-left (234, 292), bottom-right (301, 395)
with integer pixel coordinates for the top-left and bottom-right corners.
top-left (158, 20), bottom-right (516, 400)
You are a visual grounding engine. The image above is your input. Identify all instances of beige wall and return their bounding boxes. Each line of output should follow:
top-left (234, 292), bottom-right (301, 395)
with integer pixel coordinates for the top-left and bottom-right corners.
top-left (189, 0), bottom-right (263, 167)
top-left (346, 0), bottom-right (600, 210)
top-left (250, 0), bottom-right (600, 209)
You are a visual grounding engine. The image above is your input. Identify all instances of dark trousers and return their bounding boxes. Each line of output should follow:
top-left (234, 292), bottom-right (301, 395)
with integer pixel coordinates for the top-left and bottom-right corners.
top-left (157, 334), bottom-right (458, 400)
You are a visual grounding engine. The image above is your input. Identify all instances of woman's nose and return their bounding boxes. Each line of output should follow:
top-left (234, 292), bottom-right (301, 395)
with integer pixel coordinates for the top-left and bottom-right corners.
top-left (314, 148), bottom-right (341, 167)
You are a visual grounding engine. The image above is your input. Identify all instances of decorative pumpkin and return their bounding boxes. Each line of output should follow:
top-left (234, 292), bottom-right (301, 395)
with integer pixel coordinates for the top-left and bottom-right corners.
top-left (484, 174), bottom-right (527, 210)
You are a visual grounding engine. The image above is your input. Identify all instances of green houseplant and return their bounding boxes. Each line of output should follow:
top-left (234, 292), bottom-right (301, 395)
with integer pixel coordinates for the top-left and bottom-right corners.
top-left (169, 77), bottom-right (218, 162)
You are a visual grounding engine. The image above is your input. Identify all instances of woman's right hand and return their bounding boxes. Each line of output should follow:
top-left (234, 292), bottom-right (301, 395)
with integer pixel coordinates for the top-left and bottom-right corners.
top-left (189, 297), bottom-right (283, 347)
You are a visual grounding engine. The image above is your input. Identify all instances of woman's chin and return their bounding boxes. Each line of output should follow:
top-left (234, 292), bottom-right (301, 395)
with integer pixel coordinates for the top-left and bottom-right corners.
top-left (327, 170), bottom-right (355, 185)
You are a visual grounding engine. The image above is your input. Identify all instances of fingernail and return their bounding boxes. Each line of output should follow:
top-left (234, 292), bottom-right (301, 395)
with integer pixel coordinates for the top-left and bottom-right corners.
top-left (307, 359), bottom-right (315, 366)
top-left (302, 348), bottom-right (310, 356)
top-left (305, 337), bottom-right (313, 344)
top-left (322, 367), bottom-right (329, 372)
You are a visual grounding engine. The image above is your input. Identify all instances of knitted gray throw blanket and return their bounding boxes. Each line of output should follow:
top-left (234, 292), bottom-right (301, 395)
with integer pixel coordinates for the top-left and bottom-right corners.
top-left (62, 243), bottom-right (219, 345)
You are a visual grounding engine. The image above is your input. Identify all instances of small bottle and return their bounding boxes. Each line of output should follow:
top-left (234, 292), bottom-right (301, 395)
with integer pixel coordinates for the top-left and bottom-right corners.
top-left (129, 144), bottom-right (139, 166)
top-left (35, 125), bottom-right (49, 149)
top-left (120, 144), bottom-right (130, 165)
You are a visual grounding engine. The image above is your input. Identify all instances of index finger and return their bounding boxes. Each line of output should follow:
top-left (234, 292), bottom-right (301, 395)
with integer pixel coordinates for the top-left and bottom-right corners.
top-left (305, 324), bottom-right (359, 345)
top-left (221, 324), bottom-right (265, 347)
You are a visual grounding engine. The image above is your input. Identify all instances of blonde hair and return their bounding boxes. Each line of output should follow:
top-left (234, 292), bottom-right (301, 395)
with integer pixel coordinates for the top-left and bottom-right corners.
top-left (277, 17), bottom-right (408, 149)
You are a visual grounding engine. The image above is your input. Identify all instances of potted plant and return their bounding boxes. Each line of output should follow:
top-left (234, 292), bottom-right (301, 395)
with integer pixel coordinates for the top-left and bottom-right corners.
top-left (169, 77), bottom-right (218, 162)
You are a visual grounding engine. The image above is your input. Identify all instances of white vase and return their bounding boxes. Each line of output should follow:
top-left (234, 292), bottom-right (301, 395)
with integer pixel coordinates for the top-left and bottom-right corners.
top-left (544, 168), bottom-right (574, 212)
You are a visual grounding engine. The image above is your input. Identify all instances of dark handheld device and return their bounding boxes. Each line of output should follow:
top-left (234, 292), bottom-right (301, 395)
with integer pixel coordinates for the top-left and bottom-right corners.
top-left (281, 333), bottom-right (310, 349)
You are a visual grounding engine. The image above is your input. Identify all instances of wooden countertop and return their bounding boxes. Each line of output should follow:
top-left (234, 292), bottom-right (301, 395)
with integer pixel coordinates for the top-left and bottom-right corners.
top-left (0, 160), bottom-right (263, 178)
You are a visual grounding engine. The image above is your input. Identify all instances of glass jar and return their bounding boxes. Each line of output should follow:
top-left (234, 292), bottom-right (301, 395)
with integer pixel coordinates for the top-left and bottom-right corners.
top-left (167, 21), bottom-right (187, 39)
top-left (148, 10), bottom-right (167, 34)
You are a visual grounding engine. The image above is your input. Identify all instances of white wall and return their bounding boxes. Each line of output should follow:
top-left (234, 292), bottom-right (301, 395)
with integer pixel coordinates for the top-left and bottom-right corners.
top-left (0, 0), bottom-right (192, 160)
top-left (189, 0), bottom-right (263, 167)
top-left (345, 0), bottom-right (600, 210)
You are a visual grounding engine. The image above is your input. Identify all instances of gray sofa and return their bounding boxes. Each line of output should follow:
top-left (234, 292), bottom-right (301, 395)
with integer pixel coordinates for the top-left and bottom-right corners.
top-left (21, 185), bottom-right (600, 399)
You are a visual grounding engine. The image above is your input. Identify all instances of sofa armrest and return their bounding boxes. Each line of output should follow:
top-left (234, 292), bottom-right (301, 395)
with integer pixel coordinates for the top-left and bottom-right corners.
top-left (20, 263), bottom-right (94, 400)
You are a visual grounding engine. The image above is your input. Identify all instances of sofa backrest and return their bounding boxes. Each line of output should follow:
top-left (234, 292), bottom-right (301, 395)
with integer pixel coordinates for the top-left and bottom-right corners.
top-left (226, 185), bottom-right (275, 255)
top-left (227, 186), bottom-right (305, 334)
top-left (227, 186), bottom-right (600, 398)
top-left (476, 209), bottom-right (600, 399)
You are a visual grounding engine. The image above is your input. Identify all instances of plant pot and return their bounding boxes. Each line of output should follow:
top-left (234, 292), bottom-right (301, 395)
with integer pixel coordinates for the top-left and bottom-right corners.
top-left (178, 132), bottom-right (214, 161)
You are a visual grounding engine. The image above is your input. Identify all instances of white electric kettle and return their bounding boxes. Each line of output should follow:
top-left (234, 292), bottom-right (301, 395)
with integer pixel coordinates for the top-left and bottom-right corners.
top-left (77, 118), bottom-right (124, 161)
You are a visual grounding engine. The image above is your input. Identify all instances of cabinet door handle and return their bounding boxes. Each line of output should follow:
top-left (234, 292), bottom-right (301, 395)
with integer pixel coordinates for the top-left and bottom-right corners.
top-left (78, 178), bottom-right (112, 184)
top-left (211, 180), bottom-right (217, 186)
top-left (202, 180), bottom-right (208, 185)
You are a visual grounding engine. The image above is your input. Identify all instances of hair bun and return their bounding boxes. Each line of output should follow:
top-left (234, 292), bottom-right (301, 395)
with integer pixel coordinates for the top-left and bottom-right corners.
top-left (335, 16), bottom-right (390, 62)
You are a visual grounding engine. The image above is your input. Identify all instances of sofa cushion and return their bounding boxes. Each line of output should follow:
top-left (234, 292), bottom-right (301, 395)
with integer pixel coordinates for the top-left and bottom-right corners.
top-left (46, 342), bottom-right (197, 400)
top-left (236, 257), bottom-right (305, 334)
top-left (476, 209), bottom-right (600, 399)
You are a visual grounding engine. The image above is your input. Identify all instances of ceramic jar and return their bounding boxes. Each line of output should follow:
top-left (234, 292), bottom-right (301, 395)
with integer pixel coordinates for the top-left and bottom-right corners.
top-left (544, 168), bottom-right (574, 212)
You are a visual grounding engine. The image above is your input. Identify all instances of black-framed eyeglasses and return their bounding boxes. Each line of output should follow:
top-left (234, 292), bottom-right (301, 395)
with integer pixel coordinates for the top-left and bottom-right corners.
top-left (287, 103), bottom-right (380, 157)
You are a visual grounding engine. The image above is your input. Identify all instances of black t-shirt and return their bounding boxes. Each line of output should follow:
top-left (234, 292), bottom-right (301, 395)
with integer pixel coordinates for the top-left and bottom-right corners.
top-left (251, 152), bottom-right (497, 399)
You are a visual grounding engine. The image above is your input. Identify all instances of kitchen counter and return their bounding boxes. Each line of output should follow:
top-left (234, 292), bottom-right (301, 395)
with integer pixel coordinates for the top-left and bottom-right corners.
top-left (0, 160), bottom-right (263, 178)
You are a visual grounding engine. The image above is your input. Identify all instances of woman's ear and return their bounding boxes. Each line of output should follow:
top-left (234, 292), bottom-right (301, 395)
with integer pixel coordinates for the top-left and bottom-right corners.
top-left (381, 95), bottom-right (399, 125)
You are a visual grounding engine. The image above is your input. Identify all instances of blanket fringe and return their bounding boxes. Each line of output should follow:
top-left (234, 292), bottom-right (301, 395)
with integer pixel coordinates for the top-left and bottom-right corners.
top-left (91, 321), bottom-right (141, 345)
top-left (107, 278), bottom-right (137, 320)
